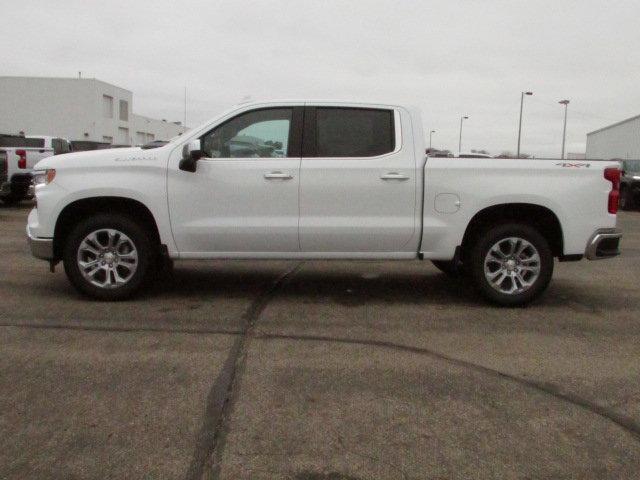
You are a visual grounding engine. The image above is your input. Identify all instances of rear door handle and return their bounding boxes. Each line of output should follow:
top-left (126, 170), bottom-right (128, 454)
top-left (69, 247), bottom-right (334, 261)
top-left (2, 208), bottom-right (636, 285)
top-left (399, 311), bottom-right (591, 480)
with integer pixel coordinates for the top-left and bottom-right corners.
top-left (264, 171), bottom-right (293, 180)
top-left (381, 172), bottom-right (410, 181)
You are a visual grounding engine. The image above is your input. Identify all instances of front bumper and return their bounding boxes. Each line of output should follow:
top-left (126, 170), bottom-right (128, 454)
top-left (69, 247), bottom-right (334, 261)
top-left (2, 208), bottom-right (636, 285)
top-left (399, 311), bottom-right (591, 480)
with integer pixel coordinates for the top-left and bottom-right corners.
top-left (27, 224), bottom-right (54, 261)
top-left (585, 228), bottom-right (622, 260)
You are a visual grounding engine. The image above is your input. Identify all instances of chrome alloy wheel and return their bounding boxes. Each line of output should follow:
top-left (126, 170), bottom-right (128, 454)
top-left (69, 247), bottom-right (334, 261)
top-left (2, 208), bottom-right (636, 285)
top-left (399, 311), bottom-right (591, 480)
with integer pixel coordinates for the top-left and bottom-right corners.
top-left (76, 229), bottom-right (138, 289)
top-left (483, 237), bottom-right (541, 295)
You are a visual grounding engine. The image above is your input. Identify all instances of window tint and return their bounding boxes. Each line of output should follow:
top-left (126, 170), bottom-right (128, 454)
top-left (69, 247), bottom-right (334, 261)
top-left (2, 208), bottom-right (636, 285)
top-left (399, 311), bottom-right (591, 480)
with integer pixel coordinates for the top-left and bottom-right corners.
top-left (201, 108), bottom-right (292, 158)
top-left (316, 108), bottom-right (394, 157)
top-left (52, 138), bottom-right (71, 155)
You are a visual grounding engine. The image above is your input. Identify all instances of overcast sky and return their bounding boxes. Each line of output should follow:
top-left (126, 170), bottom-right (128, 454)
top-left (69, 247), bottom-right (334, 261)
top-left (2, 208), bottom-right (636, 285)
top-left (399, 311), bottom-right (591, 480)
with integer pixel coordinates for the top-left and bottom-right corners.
top-left (3, 0), bottom-right (639, 157)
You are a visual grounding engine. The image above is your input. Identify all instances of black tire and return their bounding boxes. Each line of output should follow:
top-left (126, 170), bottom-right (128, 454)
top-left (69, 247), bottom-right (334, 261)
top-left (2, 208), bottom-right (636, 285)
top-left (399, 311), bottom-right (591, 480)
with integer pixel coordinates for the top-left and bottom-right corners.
top-left (63, 213), bottom-right (154, 300)
top-left (469, 223), bottom-right (553, 307)
top-left (0, 195), bottom-right (20, 206)
top-left (432, 259), bottom-right (464, 277)
top-left (619, 188), bottom-right (632, 211)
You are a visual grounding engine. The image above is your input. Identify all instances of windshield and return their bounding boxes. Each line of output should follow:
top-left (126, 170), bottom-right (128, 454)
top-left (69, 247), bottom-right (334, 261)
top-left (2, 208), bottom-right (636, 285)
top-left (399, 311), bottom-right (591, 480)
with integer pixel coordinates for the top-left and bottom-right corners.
top-left (624, 160), bottom-right (640, 173)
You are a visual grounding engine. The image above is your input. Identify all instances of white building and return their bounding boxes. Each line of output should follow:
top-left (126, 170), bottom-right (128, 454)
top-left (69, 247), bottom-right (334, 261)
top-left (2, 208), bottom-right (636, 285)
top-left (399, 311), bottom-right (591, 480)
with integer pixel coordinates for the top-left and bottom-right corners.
top-left (0, 76), bottom-right (187, 145)
top-left (586, 114), bottom-right (640, 160)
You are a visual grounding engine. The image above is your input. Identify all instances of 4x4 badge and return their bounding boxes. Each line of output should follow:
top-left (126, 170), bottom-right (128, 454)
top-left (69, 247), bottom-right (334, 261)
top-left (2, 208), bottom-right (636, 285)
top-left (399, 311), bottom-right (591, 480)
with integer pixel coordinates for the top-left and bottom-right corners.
top-left (556, 162), bottom-right (591, 168)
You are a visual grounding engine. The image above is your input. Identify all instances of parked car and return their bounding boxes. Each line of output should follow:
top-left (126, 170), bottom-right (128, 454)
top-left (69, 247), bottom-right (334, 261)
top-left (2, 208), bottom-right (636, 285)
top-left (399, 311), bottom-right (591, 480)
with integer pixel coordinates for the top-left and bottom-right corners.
top-left (27, 101), bottom-right (622, 305)
top-left (141, 140), bottom-right (169, 150)
top-left (0, 134), bottom-right (70, 204)
top-left (69, 141), bottom-right (111, 152)
top-left (457, 152), bottom-right (493, 159)
top-left (620, 159), bottom-right (640, 210)
top-left (426, 148), bottom-right (453, 157)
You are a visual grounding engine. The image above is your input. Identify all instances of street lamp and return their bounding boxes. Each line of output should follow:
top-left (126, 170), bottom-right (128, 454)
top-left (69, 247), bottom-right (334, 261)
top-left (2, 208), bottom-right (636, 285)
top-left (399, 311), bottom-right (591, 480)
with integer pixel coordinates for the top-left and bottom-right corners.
top-left (429, 130), bottom-right (435, 150)
top-left (559, 100), bottom-right (570, 160)
top-left (517, 91), bottom-right (533, 158)
top-left (458, 117), bottom-right (468, 153)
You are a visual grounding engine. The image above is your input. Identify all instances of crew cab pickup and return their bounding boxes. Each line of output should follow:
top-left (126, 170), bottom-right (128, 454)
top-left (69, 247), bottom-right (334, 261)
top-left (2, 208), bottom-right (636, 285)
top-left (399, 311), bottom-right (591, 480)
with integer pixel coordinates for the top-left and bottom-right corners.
top-left (26, 101), bottom-right (622, 305)
top-left (0, 134), bottom-right (71, 204)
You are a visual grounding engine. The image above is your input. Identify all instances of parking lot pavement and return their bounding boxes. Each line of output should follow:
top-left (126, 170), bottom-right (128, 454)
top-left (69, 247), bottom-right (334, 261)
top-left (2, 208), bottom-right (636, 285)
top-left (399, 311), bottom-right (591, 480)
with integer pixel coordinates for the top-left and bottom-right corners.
top-left (1, 203), bottom-right (640, 479)
top-left (0, 327), bottom-right (234, 479)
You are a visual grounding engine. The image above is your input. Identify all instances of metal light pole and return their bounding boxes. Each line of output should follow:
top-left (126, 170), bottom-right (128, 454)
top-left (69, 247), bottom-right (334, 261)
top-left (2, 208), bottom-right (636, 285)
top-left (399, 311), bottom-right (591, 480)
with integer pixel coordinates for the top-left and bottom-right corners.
top-left (517, 91), bottom-right (533, 158)
top-left (429, 130), bottom-right (435, 150)
top-left (458, 117), bottom-right (468, 153)
top-left (559, 99), bottom-right (570, 160)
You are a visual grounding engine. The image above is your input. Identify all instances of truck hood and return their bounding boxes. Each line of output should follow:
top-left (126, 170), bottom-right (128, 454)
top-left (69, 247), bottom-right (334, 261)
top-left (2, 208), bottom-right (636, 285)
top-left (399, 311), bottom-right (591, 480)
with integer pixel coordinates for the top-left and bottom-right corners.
top-left (34, 147), bottom-right (149, 170)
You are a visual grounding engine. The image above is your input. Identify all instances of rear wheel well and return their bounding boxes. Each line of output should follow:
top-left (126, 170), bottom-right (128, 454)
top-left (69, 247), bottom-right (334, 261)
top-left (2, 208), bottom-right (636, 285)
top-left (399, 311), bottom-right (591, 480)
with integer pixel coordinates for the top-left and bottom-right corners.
top-left (53, 197), bottom-right (161, 259)
top-left (460, 203), bottom-right (563, 260)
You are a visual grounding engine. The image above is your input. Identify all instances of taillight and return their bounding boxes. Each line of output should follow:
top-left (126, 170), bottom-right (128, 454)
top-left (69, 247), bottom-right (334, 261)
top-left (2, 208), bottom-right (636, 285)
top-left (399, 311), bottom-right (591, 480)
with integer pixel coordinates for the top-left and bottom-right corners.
top-left (16, 149), bottom-right (27, 169)
top-left (604, 167), bottom-right (620, 214)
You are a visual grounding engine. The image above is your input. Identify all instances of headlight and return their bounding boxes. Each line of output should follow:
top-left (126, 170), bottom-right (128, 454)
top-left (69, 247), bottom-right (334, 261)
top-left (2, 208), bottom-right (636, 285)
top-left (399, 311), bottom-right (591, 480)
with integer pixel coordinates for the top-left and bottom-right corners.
top-left (32, 169), bottom-right (56, 186)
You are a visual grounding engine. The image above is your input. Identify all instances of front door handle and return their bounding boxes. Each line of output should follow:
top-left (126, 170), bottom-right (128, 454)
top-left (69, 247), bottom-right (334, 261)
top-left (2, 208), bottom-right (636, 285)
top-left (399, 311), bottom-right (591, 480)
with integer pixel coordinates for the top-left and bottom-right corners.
top-left (381, 172), bottom-right (410, 181)
top-left (264, 171), bottom-right (293, 180)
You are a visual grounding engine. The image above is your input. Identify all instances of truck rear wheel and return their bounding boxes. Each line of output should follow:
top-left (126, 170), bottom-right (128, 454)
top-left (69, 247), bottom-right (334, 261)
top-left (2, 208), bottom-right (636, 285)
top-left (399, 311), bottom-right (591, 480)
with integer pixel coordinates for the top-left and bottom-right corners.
top-left (469, 223), bottom-right (553, 306)
top-left (63, 213), bottom-right (154, 300)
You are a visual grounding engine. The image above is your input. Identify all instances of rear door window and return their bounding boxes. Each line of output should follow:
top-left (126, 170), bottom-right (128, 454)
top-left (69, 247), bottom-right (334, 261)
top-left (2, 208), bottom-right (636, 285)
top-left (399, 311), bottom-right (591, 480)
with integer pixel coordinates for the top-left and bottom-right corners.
top-left (314, 108), bottom-right (395, 157)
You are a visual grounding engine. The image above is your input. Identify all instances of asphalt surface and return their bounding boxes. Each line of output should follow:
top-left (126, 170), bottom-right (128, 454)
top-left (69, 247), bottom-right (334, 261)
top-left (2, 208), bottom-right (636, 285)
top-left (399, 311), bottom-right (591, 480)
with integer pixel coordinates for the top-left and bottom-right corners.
top-left (1, 202), bottom-right (639, 479)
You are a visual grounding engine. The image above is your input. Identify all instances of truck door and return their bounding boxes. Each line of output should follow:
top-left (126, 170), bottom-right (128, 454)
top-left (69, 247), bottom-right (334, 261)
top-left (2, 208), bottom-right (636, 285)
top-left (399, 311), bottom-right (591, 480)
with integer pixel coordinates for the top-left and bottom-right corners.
top-left (168, 106), bottom-right (303, 255)
top-left (299, 106), bottom-right (416, 253)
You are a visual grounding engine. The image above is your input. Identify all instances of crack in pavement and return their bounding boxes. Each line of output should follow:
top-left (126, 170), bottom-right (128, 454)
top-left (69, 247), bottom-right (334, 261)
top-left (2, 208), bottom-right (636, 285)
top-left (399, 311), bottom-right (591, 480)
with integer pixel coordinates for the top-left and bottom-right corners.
top-left (185, 263), bottom-right (304, 480)
top-left (256, 332), bottom-right (640, 443)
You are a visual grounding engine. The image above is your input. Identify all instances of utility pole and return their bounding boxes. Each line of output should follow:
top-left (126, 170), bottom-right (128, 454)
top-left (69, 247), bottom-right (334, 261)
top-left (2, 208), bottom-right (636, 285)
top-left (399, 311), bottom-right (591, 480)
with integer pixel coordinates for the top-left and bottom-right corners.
top-left (559, 99), bottom-right (570, 160)
top-left (458, 117), bottom-right (468, 153)
top-left (429, 130), bottom-right (435, 150)
top-left (517, 91), bottom-right (533, 158)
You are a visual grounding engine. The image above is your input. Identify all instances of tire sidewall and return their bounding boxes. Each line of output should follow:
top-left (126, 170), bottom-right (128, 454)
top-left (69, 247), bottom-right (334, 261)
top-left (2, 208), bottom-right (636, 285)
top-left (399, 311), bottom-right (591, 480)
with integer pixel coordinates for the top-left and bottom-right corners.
top-left (63, 214), bottom-right (152, 300)
top-left (470, 223), bottom-right (554, 306)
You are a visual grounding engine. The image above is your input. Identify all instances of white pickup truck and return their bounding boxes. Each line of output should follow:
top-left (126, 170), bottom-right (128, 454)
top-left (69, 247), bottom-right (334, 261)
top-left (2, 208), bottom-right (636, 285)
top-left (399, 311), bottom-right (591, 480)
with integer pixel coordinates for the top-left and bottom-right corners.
top-left (0, 135), bottom-right (71, 204)
top-left (26, 101), bottom-right (622, 305)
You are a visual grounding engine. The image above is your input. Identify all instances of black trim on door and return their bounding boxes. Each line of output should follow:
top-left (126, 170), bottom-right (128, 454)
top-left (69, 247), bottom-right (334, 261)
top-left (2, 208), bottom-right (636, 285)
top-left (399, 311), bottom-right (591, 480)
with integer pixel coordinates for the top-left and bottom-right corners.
top-left (302, 106), bottom-right (317, 157)
top-left (288, 106), bottom-right (304, 158)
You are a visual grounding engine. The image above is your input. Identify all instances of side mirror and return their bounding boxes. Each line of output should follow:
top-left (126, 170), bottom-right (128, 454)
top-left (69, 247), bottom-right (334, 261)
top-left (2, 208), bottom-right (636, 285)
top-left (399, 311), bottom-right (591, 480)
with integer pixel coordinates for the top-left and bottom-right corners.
top-left (179, 140), bottom-right (203, 172)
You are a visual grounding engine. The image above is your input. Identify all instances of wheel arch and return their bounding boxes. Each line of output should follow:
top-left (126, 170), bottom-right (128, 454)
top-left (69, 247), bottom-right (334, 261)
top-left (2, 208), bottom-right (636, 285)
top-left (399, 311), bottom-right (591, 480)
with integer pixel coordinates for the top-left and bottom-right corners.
top-left (53, 196), bottom-right (161, 260)
top-left (460, 203), bottom-right (564, 259)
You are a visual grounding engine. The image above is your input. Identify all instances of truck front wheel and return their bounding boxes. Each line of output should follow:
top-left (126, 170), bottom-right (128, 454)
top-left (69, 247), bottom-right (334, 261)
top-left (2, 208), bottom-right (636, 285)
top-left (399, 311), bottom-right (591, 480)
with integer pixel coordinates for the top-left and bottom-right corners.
top-left (469, 223), bottom-right (553, 306)
top-left (63, 213), bottom-right (154, 300)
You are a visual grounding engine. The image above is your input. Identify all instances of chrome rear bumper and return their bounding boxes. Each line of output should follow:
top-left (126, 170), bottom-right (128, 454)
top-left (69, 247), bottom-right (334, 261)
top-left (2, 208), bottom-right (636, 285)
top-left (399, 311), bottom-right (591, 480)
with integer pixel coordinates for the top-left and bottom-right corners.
top-left (585, 228), bottom-right (622, 260)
